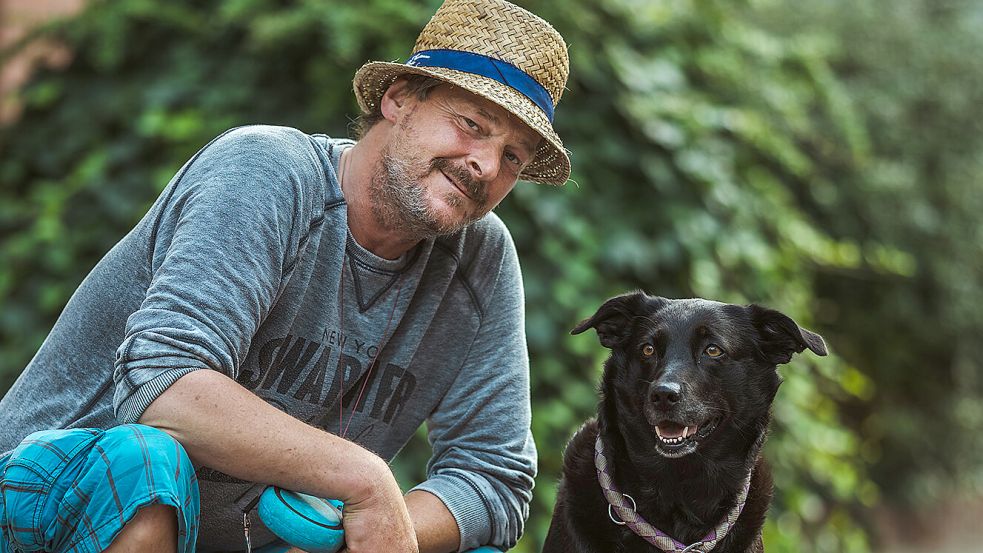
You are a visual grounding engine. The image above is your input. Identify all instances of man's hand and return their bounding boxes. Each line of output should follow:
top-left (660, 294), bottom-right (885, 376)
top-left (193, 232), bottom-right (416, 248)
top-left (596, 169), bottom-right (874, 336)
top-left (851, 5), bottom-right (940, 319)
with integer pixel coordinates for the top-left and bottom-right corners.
top-left (283, 488), bottom-right (455, 553)
top-left (338, 456), bottom-right (418, 552)
top-left (139, 371), bottom-right (418, 552)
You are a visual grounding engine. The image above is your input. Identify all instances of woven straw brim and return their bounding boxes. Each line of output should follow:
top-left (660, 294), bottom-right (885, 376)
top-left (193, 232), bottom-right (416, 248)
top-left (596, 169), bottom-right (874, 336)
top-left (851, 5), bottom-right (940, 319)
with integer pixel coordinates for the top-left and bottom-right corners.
top-left (353, 61), bottom-right (570, 185)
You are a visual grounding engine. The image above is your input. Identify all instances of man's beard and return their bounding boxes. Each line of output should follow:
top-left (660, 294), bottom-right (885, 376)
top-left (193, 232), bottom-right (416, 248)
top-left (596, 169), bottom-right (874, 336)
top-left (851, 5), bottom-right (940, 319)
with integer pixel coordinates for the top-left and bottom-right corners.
top-left (368, 139), bottom-right (490, 240)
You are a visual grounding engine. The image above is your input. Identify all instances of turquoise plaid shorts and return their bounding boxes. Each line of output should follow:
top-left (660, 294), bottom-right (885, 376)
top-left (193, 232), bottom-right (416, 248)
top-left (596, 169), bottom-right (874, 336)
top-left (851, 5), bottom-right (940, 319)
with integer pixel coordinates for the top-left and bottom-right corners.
top-left (0, 424), bottom-right (199, 553)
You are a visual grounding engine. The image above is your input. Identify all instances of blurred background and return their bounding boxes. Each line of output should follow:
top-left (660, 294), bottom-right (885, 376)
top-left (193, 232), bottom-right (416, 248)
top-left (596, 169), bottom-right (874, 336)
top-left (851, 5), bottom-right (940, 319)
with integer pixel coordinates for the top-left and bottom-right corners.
top-left (2, 0), bottom-right (982, 551)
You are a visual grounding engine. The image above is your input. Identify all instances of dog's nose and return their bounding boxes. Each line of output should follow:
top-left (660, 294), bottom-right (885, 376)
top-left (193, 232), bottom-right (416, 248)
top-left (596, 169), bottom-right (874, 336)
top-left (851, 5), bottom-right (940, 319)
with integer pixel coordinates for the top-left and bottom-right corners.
top-left (650, 383), bottom-right (682, 408)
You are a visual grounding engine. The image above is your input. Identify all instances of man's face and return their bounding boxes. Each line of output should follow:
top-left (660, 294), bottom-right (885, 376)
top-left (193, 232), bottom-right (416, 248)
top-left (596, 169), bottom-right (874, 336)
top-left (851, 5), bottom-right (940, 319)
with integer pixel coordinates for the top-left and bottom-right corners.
top-left (370, 81), bottom-right (541, 238)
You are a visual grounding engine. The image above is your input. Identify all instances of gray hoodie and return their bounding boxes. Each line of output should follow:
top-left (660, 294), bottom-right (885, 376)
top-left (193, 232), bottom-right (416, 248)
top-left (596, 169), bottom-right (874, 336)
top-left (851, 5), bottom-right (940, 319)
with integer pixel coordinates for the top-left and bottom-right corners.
top-left (0, 125), bottom-right (536, 551)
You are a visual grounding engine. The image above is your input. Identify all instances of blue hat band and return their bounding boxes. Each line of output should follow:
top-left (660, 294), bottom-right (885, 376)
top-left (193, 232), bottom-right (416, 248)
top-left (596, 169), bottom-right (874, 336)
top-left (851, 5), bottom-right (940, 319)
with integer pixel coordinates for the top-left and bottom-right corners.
top-left (405, 49), bottom-right (555, 123)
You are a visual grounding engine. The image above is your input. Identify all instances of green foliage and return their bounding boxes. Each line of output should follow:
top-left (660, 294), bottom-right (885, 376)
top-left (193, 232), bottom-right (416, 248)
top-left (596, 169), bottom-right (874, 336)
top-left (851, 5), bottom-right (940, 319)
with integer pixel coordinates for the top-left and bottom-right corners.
top-left (2, 0), bottom-right (981, 551)
top-left (749, 0), bottom-right (983, 507)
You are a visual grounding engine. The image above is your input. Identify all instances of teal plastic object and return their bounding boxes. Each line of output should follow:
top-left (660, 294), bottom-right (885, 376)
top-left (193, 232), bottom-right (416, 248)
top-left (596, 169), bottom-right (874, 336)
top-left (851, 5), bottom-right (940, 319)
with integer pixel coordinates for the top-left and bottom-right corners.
top-left (257, 486), bottom-right (507, 553)
top-left (257, 487), bottom-right (345, 553)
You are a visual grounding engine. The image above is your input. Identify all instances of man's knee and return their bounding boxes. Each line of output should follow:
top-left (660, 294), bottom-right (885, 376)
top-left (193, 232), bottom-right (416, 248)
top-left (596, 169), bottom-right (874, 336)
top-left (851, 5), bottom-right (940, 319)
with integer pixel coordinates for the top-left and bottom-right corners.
top-left (100, 424), bottom-right (193, 471)
top-left (1, 425), bottom-right (199, 551)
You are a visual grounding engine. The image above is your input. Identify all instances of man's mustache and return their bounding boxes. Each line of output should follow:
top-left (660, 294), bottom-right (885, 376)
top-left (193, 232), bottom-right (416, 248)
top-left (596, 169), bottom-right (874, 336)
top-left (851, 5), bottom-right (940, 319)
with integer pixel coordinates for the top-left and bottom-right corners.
top-left (432, 158), bottom-right (487, 206)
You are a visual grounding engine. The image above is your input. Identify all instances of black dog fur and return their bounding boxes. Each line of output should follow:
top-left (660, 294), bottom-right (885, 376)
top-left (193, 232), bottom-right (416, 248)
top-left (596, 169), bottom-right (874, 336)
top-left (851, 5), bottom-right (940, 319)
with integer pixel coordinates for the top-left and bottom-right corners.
top-left (543, 291), bottom-right (827, 553)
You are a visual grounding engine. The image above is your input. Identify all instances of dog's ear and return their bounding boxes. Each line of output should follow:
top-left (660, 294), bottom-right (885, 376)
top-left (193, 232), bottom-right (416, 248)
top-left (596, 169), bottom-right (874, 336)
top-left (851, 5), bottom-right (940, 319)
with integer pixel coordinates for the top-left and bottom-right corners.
top-left (572, 291), bottom-right (651, 349)
top-left (748, 305), bottom-right (828, 365)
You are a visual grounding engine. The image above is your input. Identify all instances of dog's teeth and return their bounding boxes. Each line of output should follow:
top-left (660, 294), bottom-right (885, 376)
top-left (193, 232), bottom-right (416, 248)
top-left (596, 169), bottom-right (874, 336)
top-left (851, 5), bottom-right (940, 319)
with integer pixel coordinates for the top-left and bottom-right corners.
top-left (682, 426), bottom-right (689, 439)
top-left (656, 427), bottom-right (663, 439)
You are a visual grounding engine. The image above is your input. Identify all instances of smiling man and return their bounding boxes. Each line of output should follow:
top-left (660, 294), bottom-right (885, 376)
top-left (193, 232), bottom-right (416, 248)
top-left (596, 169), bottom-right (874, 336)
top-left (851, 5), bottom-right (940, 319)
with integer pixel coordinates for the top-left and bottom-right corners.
top-left (0, 1), bottom-right (570, 552)
top-left (345, 80), bottom-right (543, 257)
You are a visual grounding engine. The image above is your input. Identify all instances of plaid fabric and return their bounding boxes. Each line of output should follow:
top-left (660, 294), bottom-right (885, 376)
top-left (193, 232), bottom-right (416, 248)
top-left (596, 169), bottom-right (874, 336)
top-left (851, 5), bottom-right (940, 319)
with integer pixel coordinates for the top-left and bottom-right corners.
top-left (0, 424), bottom-right (199, 553)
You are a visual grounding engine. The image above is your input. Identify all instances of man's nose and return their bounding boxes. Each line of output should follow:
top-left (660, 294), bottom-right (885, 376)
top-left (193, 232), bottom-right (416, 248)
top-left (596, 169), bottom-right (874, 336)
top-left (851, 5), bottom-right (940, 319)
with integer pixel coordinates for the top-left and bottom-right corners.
top-left (466, 142), bottom-right (501, 182)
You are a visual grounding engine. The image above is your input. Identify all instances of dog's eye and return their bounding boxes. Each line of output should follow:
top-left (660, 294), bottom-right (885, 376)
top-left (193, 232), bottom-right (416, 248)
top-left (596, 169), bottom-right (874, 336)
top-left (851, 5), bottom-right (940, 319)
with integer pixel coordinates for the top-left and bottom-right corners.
top-left (705, 344), bottom-right (725, 358)
top-left (641, 344), bottom-right (655, 357)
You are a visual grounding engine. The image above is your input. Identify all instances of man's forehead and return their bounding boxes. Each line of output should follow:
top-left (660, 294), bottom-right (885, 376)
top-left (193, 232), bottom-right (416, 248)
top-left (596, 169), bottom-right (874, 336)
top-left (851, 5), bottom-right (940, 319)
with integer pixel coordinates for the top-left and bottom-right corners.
top-left (441, 84), bottom-right (541, 150)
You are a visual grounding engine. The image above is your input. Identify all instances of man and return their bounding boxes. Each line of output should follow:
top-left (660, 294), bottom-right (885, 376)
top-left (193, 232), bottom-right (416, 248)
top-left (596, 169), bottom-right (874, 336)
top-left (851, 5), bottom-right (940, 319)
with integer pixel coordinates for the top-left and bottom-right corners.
top-left (0, 0), bottom-right (570, 551)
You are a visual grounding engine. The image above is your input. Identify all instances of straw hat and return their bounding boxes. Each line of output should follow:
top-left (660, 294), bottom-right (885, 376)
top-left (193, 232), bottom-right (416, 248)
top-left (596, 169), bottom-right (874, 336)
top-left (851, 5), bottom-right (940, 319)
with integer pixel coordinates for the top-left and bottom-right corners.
top-left (353, 0), bottom-right (570, 185)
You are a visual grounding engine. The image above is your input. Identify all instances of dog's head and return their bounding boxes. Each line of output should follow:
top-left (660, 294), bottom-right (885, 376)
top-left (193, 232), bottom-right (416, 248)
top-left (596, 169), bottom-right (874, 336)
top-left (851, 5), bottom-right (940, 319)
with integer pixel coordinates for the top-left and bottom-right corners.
top-left (573, 291), bottom-right (827, 462)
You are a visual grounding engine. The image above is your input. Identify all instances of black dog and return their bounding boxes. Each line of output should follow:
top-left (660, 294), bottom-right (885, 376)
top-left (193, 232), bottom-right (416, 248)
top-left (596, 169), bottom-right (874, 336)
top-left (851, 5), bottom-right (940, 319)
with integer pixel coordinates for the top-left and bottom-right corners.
top-left (543, 292), bottom-right (827, 553)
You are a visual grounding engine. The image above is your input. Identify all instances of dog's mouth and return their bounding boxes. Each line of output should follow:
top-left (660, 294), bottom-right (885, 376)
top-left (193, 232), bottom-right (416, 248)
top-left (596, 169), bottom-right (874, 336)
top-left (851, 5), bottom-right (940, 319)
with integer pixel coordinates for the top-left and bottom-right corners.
top-left (653, 418), bottom-right (721, 458)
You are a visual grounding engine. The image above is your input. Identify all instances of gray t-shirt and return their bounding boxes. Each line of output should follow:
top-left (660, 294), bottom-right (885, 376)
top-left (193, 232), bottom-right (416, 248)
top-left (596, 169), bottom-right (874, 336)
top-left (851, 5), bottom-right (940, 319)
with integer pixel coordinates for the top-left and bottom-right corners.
top-left (0, 125), bottom-right (536, 551)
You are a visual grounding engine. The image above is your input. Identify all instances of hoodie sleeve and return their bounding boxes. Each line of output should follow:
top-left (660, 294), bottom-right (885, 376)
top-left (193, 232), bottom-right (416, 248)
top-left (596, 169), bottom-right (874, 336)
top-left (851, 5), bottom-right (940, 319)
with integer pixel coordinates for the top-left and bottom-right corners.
top-left (113, 125), bottom-right (323, 424)
top-left (410, 225), bottom-right (537, 551)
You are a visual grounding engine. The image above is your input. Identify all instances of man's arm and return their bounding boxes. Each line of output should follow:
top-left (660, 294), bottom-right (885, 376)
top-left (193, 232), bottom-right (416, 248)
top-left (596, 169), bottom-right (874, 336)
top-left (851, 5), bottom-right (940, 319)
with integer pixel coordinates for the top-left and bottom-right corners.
top-left (405, 490), bottom-right (460, 553)
top-left (142, 369), bottom-right (453, 552)
top-left (139, 369), bottom-right (418, 553)
top-left (410, 220), bottom-right (537, 551)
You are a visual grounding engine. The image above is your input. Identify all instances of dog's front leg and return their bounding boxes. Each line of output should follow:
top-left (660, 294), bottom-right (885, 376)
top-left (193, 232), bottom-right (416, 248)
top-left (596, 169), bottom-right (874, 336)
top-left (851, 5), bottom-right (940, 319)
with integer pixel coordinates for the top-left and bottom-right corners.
top-left (542, 507), bottom-right (571, 553)
top-left (543, 503), bottom-right (608, 553)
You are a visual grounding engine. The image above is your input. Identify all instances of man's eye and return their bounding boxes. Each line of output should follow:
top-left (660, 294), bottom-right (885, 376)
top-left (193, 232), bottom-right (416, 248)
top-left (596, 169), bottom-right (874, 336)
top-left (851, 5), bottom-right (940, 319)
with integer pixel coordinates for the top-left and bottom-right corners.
top-left (463, 117), bottom-right (479, 130)
top-left (505, 151), bottom-right (522, 166)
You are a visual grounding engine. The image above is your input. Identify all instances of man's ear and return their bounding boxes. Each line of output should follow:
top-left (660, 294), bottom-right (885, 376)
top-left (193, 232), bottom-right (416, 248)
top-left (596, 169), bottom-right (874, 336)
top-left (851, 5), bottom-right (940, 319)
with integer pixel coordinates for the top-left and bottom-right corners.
top-left (571, 291), bottom-right (652, 349)
top-left (748, 305), bottom-right (828, 365)
top-left (380, 78), bottom-right (413, 123)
